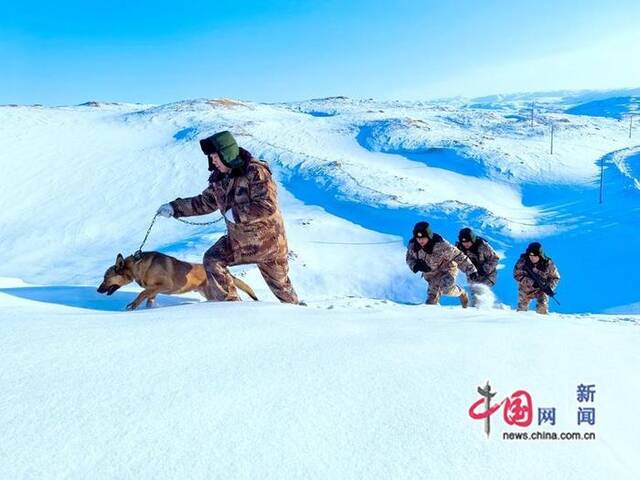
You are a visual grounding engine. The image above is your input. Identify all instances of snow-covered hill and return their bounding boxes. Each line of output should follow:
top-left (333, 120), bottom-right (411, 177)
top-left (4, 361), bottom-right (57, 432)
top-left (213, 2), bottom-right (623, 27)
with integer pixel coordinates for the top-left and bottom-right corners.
top-left (1, 92), bottom-right (638, 310)
top-left (1, 287), bottom-right (639, 479)
top-left (1, 91), bottom-right (639, 479)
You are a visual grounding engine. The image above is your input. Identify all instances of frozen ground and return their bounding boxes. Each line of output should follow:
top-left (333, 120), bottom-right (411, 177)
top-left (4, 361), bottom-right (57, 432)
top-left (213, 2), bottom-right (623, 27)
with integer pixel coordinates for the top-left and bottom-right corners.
top-left (1, 89), bottom-right (639, 478)
top-left (1, 91), bottom-right (639, 311)
top-left (1, 285), bottom-right (639, 479)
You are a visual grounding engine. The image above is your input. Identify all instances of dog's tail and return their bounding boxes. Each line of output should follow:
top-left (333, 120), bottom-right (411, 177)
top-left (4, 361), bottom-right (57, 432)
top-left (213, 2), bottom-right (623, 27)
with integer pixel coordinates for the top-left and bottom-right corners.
top-left (232, 276), bottom-right (259, 301)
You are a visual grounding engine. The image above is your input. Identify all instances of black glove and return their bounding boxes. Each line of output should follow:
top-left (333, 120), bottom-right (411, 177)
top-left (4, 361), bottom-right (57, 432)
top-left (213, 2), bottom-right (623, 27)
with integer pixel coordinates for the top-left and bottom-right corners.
top-left (477, 265), bottom-right (487, 276)
top-left (468, 272), bottom-right (480, 282)
top-left (412, 260), bottom-right (430, 273)
top-left (542, 285), bottom-right (555, 297)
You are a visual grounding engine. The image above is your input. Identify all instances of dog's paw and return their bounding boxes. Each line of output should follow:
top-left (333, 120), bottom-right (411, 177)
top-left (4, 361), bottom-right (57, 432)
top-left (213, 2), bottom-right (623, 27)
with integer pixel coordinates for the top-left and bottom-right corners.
top-left (125, 302), bottom-right (137, 311)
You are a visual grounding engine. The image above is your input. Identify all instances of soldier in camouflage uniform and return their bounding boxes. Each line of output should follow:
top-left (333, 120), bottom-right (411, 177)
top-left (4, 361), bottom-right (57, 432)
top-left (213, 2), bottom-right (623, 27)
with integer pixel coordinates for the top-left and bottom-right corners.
top-left (513, 242), bottom-right (560, 314)
top-left (406, 222), bottom-right (478, 307)
top-left (157, 131), bottom-right (299, 304)
top-left (456, 227), bottom-right (500, 305)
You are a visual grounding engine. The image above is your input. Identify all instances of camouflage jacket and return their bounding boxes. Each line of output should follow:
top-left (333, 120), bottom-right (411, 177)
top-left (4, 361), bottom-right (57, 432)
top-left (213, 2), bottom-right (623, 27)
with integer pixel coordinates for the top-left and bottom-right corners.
top-left (406, 234), bottom-right (477, 280)
top-left (513, 254), bottom-right (560, 293)
top-left (455, 237), bottom-right (500, 285)
top-left (170, 151), bottom-right (288, 262)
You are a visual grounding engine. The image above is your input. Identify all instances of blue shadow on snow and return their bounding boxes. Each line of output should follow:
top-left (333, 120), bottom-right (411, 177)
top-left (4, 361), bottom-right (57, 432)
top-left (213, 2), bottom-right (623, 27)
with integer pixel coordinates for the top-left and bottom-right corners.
top-left (280, 126), bottom-right (640, 313)
top-left (0, 286), bottom-right (200, 312)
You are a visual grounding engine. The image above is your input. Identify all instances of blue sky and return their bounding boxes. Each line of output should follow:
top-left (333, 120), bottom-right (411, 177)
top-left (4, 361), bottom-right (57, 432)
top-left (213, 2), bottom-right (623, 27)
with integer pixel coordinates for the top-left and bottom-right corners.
top-left (2, 0), bottom-right (639, 105)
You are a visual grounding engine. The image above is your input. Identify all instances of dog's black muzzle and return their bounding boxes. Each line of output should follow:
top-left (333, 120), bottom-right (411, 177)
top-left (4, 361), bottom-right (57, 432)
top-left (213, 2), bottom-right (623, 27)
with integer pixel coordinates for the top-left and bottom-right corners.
top-left (97, 284), bottom-right (121, 296)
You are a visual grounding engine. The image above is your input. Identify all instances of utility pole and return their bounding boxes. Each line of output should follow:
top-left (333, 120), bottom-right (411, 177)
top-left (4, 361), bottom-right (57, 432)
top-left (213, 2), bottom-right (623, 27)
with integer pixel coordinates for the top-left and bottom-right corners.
top-left (550, 123), bottom-right (554, 154)
top-left (599, 154), bottom-right (605, 204)
top-left (531, 101), bottom-right (534, 127)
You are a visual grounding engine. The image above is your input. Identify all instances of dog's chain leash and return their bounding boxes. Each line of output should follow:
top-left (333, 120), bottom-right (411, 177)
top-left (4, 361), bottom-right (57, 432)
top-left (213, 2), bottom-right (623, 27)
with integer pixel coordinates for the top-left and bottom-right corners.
top-left (175, 216), bottom-right (225, 226)
top-left (134, 213), bottom-right (224, 259)
top-left (134, 213), bottom-right (159, 258)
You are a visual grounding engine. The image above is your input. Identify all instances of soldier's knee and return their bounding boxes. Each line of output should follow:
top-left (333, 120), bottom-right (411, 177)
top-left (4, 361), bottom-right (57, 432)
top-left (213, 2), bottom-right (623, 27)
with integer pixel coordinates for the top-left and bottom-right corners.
top-left (203, 247), bottom-right (227, 268)
top-left (202, 253), bottom-right (218, 271)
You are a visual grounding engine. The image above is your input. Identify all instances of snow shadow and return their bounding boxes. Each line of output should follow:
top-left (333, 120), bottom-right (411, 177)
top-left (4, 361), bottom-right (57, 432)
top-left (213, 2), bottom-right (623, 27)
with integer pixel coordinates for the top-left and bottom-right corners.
top-left (0, 286), bottom-right (200, 312)
top-left (515, 150), bottom-right (640, 313)
top-left (565, 96), bottom-right (639, 119)
top-left (279, 141), bottom-right (640, 313)
top-left (305, 111), bottom-right (337, 117)
top-left (393, 147), bottom-right (489, 177)
top-left (618, 151), bottom-right (640, 186)
top-left (173, 127), bottom-right (199, 141)
top-left (356, 124), bottom-right (491, 178)
top-left (280, 164), bottom-right (494, 307)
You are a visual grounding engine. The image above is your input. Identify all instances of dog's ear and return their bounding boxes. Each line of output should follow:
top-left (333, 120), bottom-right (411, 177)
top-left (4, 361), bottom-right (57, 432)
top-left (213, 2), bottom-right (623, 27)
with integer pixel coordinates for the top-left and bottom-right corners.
top-left (115, 253), bottom-right (125, 272)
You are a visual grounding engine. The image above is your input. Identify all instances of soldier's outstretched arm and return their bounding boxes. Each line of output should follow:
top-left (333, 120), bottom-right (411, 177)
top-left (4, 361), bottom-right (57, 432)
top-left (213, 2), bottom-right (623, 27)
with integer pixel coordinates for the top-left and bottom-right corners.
top-left (406, 241), bottom-right (418, 272)
top-left (451, 245), bottom-right (477, 275)
top-left (547, 260), bottom-right (560, 289)
top-left (483, 243), bottom-right (500, 271)
top-left (170, 184), bottom-right (219, 218)
top-left (513, 258), bottom-right (526, 282)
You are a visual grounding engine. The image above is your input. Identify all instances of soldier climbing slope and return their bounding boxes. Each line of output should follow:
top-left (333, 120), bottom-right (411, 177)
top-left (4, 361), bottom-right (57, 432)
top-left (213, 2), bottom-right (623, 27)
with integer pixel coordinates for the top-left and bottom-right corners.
top-left (456, 227), bottom-right (500, 305)
top-left (156, 131), bottom-right (299, 304)
top-left (406, 221), bottom-right (478, 307)
top-left (513, 242), bottom-right (560, 314)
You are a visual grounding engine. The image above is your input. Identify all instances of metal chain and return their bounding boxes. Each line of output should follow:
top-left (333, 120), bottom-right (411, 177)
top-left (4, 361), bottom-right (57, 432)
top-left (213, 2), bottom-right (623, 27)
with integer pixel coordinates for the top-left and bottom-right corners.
top-left (175, 216), bottom-right (225, 226)
top-left (134, 212), bottom-right (225, 258)
top-left (135, 213), bottom-right (159, 256)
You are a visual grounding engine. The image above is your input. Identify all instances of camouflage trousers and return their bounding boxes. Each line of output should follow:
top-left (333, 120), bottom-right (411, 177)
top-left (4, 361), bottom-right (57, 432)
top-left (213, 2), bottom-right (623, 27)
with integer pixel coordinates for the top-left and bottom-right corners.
top-left (517, 289), bottom-right (549, 314)
top-left (202, 235), bottom-right (299, 304)
top-left (425, 272), bottom-right (464, 304)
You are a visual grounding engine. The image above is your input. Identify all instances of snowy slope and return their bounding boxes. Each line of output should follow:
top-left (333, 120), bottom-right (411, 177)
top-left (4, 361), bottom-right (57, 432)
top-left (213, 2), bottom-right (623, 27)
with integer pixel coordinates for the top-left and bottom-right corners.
top-left (1, 90), bottom-right (640, 479)
top-left (565, 96), bottom-right (640, 119)
top-left (1, 92), bottom-right (639, 311)
top-left (1, 288), bottom-right (639, 480)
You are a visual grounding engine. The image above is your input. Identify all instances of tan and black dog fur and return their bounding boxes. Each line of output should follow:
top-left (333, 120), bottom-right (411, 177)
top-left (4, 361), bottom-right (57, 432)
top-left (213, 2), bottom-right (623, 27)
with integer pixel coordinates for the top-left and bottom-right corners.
top-left (97, 252), bottom-right (258, 310)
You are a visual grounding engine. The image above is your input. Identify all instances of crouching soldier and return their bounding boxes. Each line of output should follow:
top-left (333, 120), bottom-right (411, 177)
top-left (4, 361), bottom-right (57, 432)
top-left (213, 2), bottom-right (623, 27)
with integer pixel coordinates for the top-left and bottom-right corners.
top-left (513, 242), bottom-right (560, 314)
top-left (456, 227), bottom-right (500, 304)
top-left (157, 131), bottom-right (299, 304)
top-left (406, 221), bottom-right (478, 307)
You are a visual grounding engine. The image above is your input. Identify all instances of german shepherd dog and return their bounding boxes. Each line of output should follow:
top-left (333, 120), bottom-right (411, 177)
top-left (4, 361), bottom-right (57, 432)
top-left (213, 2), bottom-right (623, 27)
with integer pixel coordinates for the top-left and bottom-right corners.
top-left (97, 252), bottom-right (258, 310)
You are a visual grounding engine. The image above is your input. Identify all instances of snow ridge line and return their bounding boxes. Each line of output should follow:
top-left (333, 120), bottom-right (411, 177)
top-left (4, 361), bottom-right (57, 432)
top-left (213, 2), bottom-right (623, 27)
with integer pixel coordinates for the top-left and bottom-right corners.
top-left (610, 145), bottom-right (640, 189)
top-left (233, 130), bottom-right (548, 231)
